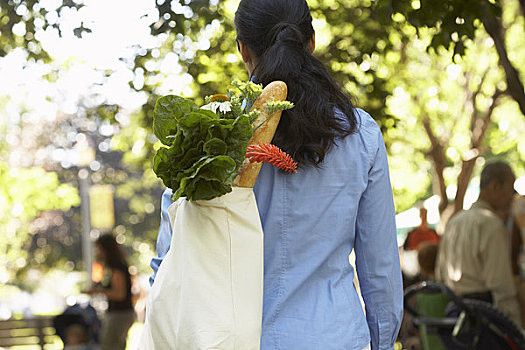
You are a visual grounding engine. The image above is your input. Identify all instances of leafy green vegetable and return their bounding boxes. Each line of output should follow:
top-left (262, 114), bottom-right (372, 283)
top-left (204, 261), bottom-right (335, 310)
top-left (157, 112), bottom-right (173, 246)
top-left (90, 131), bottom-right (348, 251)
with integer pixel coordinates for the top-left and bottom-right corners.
top-left (152, 81), bottom-right (263, 201)
top-left (153, 95), bottom-right (198, 146)
top-left (152, 80), bottom-right (293, 201)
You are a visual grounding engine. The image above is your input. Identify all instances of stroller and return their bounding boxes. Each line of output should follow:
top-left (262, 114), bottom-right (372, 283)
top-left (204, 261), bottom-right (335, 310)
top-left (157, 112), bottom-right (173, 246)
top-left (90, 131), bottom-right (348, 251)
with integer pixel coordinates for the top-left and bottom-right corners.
top-left (404, 281), bottom-right (525, 350)
top-left (53, 303), bottom-right (101, 348)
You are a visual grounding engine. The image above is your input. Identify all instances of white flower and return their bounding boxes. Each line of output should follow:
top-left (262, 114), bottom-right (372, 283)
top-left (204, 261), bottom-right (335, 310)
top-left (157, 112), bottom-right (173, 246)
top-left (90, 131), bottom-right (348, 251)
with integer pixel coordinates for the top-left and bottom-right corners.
top-left (201, 101), bottom-right (232, 114)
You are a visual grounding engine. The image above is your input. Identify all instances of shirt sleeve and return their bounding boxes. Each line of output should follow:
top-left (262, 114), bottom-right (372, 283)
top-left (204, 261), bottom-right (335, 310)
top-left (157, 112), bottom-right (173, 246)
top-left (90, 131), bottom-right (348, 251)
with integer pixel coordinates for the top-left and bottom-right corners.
top-left (354, 127), bottom-right (403, 350)
top-left (149, 188), bottom-right (174, 286)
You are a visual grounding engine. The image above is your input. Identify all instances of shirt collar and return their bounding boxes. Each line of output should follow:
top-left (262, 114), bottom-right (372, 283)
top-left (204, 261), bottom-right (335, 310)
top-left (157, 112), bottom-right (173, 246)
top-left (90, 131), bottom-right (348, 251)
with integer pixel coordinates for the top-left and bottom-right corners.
top-left (471, 199), bottom-right (498, 214)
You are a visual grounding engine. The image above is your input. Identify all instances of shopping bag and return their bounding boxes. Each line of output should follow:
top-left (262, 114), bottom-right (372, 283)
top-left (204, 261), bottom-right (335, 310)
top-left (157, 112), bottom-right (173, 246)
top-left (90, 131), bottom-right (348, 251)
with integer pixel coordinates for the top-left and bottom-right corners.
top-left (140, 187), bottom-right (264, 350)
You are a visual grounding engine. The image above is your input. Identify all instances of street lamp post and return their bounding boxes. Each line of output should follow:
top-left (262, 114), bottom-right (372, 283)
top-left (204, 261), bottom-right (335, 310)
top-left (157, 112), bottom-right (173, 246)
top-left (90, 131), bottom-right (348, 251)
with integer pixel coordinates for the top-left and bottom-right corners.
top-left (79, 168), bottom-right (92, 277)
top-left (77, 145), bottom-right (95, 277)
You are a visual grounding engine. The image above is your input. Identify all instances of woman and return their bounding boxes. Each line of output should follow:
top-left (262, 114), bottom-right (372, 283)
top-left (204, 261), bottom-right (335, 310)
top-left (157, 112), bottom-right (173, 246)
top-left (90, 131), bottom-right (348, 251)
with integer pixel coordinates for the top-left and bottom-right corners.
top-left (150, 0), bottom-right (403, 348)
top-left (87, 234), bottom-right (135, 350)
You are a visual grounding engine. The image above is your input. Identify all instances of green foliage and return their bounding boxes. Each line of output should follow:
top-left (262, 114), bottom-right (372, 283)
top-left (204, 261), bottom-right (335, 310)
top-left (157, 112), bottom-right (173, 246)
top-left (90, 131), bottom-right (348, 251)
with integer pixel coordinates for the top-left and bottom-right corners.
top-left (308, 0), bottom-right (402, 127)
top-left (251, 101), bottom-right (294, 133)
top-left (152, 94), bottom-right (253, 201)
top-left (0, 0), bottom-right (88, 60)
top-left (389, 0), bottom-right (500, 56)
top-left (265, 101), bottom-right (295, 119)
top-left (384, 23), bottom-right (525, 212)
top-left (0, 163), bottom-right (80, 285)
top-left (227, 80), bottom-right (263, 112)
top-left (390, 0), bottom-right (525, 118)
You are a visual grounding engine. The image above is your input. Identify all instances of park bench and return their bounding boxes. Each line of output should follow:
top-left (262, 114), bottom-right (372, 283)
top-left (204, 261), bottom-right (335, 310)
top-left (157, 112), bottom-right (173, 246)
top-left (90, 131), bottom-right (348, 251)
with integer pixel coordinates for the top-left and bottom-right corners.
top-left (0, 316), bottom-right (57, 349)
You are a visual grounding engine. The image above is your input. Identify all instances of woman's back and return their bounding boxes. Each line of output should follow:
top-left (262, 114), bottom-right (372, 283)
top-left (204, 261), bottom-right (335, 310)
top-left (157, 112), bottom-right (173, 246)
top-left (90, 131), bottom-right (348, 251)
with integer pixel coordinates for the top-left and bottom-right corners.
top-left (254, 109), bottom-right (402, 349)
top-left (146, 0), bottom-right (404, 346)
top-left (105, 265), bottom-right (133, 312)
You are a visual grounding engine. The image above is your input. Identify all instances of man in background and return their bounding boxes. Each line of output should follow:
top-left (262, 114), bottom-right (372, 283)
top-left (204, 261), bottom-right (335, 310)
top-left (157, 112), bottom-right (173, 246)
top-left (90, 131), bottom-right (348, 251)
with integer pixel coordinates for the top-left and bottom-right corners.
top-left (436, 161), bottom-right (521, 326)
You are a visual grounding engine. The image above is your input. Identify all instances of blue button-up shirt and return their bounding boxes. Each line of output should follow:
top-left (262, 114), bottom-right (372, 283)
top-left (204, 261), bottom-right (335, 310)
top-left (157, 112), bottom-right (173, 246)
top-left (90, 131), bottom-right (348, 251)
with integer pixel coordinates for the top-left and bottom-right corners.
top-left (149, 108), bottom-right (403, 350)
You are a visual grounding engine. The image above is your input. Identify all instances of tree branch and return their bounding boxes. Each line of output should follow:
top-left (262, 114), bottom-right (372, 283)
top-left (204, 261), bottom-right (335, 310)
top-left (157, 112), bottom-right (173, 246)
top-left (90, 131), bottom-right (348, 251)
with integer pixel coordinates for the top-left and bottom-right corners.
top-left (470, 69), bottom-right (490, 123)
top-left (454, 157), bottom-right (477, 214)
top-left (472, 89), bottom-right (503, 148)
top-left (454, 89), bottom-right (502, 213)
top-left (422, 118), bottom-right (449, 214)
top-left (481, 3), bottom-right (525, 116)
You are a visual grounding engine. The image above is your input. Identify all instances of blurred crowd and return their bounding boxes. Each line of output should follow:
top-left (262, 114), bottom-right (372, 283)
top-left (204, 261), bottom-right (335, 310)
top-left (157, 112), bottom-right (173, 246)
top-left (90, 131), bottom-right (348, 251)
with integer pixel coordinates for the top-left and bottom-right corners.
top-left (398, 161), bottom-right (525, 349)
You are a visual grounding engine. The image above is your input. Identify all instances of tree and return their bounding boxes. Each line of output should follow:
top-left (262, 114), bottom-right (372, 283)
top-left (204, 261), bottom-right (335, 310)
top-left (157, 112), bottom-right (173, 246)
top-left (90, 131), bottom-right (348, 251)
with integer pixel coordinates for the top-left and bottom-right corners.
top-left (391, 0), bottom-right (525, 117)
top-left (384, 25), bottom-right (525, 223)
top-left (0, 101), bottom-right (80, 285)
top-left (0, 1), bottom-right (164, 280)
top-left (1, 0), bottom-right (524, 286)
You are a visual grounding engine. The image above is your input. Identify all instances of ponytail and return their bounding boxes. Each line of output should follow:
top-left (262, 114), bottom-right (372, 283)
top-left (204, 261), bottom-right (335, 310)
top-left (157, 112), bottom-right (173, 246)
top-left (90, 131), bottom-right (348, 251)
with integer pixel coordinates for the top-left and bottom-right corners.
top-left (235, 0), bottom-right (356, 166)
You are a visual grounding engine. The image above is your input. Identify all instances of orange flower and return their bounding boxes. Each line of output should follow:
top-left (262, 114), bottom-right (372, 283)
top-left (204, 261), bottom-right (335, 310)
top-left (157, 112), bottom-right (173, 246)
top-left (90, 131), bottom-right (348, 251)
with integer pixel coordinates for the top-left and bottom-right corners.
top-left (246, 142), bottom-right (297, 174)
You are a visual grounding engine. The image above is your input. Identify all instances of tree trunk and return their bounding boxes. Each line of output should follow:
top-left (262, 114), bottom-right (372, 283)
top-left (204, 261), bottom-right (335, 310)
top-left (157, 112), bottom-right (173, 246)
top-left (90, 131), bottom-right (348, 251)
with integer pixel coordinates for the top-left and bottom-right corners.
top-left (454, 157), bottom-right (478, 213)
top-left (481, 3), bottom-right (525, 116)
top-left (422, 118), bottom-right (449, 214)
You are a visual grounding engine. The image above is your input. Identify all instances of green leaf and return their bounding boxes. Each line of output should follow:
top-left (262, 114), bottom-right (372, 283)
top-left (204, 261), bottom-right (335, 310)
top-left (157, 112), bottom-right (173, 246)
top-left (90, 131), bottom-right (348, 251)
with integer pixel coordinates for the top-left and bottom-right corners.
top-left (153, 95), bottom-right (197, 145)
top-left (171, 156), bottom-right (237, 201)
top-left (204, 138), bottom-right (227, 155)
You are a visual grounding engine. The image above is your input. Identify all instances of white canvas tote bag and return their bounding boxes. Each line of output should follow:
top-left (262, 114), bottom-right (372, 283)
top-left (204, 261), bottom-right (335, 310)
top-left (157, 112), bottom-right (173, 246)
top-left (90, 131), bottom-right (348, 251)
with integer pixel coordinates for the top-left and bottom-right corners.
top-left (139, 187), bottom-right (264, 350)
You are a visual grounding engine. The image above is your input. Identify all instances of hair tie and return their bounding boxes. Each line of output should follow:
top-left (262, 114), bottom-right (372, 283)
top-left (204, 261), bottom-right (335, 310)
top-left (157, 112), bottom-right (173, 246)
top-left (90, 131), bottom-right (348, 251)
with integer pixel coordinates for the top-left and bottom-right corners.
top-left (267, 22), bottom-right (304, 47)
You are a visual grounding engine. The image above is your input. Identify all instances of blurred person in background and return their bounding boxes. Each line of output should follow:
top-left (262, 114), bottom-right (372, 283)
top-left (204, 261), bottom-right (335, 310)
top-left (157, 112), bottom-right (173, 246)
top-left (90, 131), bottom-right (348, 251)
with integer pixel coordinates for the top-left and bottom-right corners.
top-left (403, 207), bottom-right (440, 251)
top-left (436, 161), bottom-right (521, 327)
top-left (85, 234), bottom-right (135, 350)
top-left (400, 207), bottom-right (441, 288)
top-left (417, 241), bottom-right (439, 280)
top-left (64, 323), bottom-right (97, 350)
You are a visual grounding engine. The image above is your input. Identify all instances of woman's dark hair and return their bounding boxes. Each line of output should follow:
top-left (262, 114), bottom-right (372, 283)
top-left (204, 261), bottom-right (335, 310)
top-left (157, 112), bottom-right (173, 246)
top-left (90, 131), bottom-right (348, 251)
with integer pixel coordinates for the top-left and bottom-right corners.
top-left (235, 0), bottom-right (357, 166)
top-left (95, 234), bottom-right (128, 270)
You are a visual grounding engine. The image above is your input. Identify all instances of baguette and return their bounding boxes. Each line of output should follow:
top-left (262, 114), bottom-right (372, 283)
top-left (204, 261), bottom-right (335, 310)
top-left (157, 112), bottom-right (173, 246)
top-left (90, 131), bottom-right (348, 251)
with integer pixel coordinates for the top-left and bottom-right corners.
top-left (233, 81), bottom-right (288, 188)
